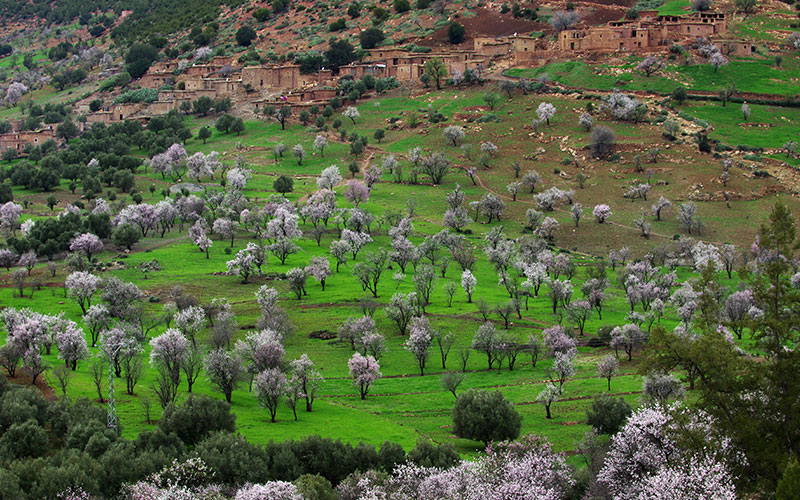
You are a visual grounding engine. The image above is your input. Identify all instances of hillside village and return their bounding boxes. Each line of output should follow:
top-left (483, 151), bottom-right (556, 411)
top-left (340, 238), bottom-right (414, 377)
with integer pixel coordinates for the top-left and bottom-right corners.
top-left (1, 2), bottom-right (794, 149)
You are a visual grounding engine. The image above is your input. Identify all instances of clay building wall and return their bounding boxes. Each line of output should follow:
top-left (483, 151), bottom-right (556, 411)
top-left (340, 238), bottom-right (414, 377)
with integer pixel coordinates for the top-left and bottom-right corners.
top-left (0, 129), bottom-right (57, 151)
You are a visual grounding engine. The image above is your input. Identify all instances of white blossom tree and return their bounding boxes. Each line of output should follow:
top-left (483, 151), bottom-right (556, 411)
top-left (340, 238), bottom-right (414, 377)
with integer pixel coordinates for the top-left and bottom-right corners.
top-left (343, 106), bottom-right (361, 124)
top-left (536, 102), bottom-right (556, 125)
top-left (65, 271), bottom-right (101, 314)
top-left (404, 316), bottom-right (433, 375)
top-left (348, 352), bottom-right (381, 399)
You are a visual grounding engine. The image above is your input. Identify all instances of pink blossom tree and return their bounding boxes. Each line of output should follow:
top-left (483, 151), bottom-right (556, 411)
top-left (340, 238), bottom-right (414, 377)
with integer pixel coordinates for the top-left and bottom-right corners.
top-left (461, 269), bottom-right (477, 303)
top-left (290, 354), bottom-right (323, 412)
top-left (174, 305), bottom-right (205, 348)
top-left (543, 325), bottom-right (577, 355)
top-left (204, 348), bottom-right (245, 403)
top-left (149, 329), bottom-right (189, 393)
top-left (235, 481), bottom-right (303, 500)
top-left (18, 250), bottom-right (37, 275)
top-left (537, 383), bottom-right (560, 419)
top-left (317, 165), bottom-right (342, 190)
top-left (637, 55), bottom-right (664, 77)
top-left (341, 229), bottom-right (372, 260)
top-left (536, 102), bottom-right (556, 125)
top-left (213, 217), bottom-right (239, 247)
top-left (227, 247), bottom-right (257, 282)
top-left (236, 329), bottom-right (285, 389)
top-left (0, 201), bottom-right (23, 235)
top-left (404, 316), bottom-right (433, 375)
top-left (65, 271), bottom-right (102, 314)
top-left (0, 248), bottom-right (17, 270)
top-left (597, 354), bottom-right (620, 390)
top-left (55, 320), bottom-right (89, 370)
top-left (83, 304), bottom-right (109, 347)
top-left (723, 289), bottom-right (754, 339)
top-left (187, 152), bottom-right (213, 181)
top-left (610, 324), bottom-right (646, 360)
top-left (344, 180), bottom-right (370, 207)
top-left (472, 321), bottom-right (501, 369)
top-left (196, 233), bottom-right (213, 258)
top-left (5, 311), bottom-right (48, 384)
top-left (348, 352), bottom-right (381, 399)
top-left (5, 82), bottom-right (27, 106)
top-left (69, 233), bottom-right (103, 261)
top-left (305, 256), bottom-right (332, 291)
top-left (338, 315), bottom-right (376, 350)
top-left (254, 368), bottom-right (287, 422)
top-left (598, 404), bottom-right (738, 500)
top-left (357, 434), bottom-right (574, 499)
top-left (593, 204), bottom-right (613, 223)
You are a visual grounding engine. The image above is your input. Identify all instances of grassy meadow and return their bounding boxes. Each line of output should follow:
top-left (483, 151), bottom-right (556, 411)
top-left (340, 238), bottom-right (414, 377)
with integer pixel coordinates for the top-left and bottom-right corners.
top-left (1, 81), bottom-right (795, 458)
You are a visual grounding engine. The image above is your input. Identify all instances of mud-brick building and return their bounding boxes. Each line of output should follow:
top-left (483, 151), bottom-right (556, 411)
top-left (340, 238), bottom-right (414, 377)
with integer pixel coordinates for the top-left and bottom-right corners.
top-left (714, 39), bottom-right (759, 57)
top-left (558, 10), bottom-right (727, 53)
top-left (85, 103), bottom-right (145, 124)
top-left (241, 66), bottom-right (332, 91)
top-left (138, 61), bottom-right (181, 88)
top-left (354, 49), bottom-right (489, 81)
top-left (0, 129), bottom-right (58, 151)
top-left (474, 37), bottom-right (514, 58)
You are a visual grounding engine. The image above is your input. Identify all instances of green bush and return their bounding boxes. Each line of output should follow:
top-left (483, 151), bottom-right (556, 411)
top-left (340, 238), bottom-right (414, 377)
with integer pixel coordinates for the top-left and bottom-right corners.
top-left (113, 87), bottom-right (159, 104)
top-left (273, 175), bottom-right (295, 193)
top-left (252, 7), bottom-right (271, 21)
top-left (452, 389), bottom-right (522, 446)
top-left (407, 439), bottom-right (460, 468)
top-left (329, 18), bottom-right (347, 31)
top-left (236, 26), bottom-right (257, 46)
top-left (124, 43), bottom-right (158, 79)
top-left (0, 420), bottom-right (50, 460)
top-left (586, 393), bottom-right (632, 434)
top-left (159, 395), bottom-right (236, 446)
top-left (360, 27), bottom-right (385, 49)
top-left (448, 22), bottom-right (466, 44)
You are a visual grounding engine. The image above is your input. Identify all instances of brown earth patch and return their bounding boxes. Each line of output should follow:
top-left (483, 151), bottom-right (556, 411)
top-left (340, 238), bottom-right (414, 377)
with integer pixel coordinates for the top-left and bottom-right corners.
top-left (7, 367), bottom-right (58, 401)
top-left (419, 8), bottom-right (548, 47)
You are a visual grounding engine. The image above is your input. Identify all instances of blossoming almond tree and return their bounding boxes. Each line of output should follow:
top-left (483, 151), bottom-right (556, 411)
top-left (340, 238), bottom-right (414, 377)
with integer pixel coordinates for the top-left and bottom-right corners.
top-left (348, 352), bottom-right (381, 399)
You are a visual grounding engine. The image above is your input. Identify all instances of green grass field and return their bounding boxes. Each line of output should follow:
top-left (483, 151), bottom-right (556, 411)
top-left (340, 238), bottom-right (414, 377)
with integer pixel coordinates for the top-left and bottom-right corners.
top-left (505, 53), bottom-right (800, 96)
top-left (1, 84), bottom-right (791, 457)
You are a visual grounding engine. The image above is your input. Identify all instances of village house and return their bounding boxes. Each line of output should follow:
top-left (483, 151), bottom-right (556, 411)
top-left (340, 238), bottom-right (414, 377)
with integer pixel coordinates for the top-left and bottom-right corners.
top-left (558, 11), bottom-right (727, 53)
top-left (0, 128), bottom-right (58, 152)
top-left (85, 103), bottom-right (145, 124)
top-left (241, 65), bottom-right (333, 92)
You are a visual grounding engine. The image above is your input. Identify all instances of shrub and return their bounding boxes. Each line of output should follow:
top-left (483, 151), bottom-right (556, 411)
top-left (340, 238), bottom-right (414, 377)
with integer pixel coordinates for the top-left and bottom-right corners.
top-left (236, 26), bottom-right (257, 46)
top-left (586, 393), bottom-right (632, 434)
top-left (252, 7), bottom-right (271, 21)
top-left (273, 175), bottom-right (295, 193)
top-left (590, 126), bottom-right (616, 159)
top-left (448, 22), bottom-right (466, 44)
top-left (407, 439), bottom-right (460, 468)
top-left (671, 86), bottom-right (687, 104)
top-left (194, 432), bottom-right (270, 485)
top-left (329, 18), bottom-right (347, 31)
top-left (125, 43), bottom-right (158, 79)
top-left (452, 389), bottom-right (522, 446)
top-left (360, 28), bottom-right (385, 49)
top-left (159, 395), bottom-right (236, 446)
top-left (0, 420), bottom-right (49, 459)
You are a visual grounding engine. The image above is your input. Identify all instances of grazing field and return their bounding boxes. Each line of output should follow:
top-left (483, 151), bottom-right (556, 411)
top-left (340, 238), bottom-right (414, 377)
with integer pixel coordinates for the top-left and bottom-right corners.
top-left (505, 52), bottom-right (800, 96)
top-left (1, 83), bottom-right (787, 459)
